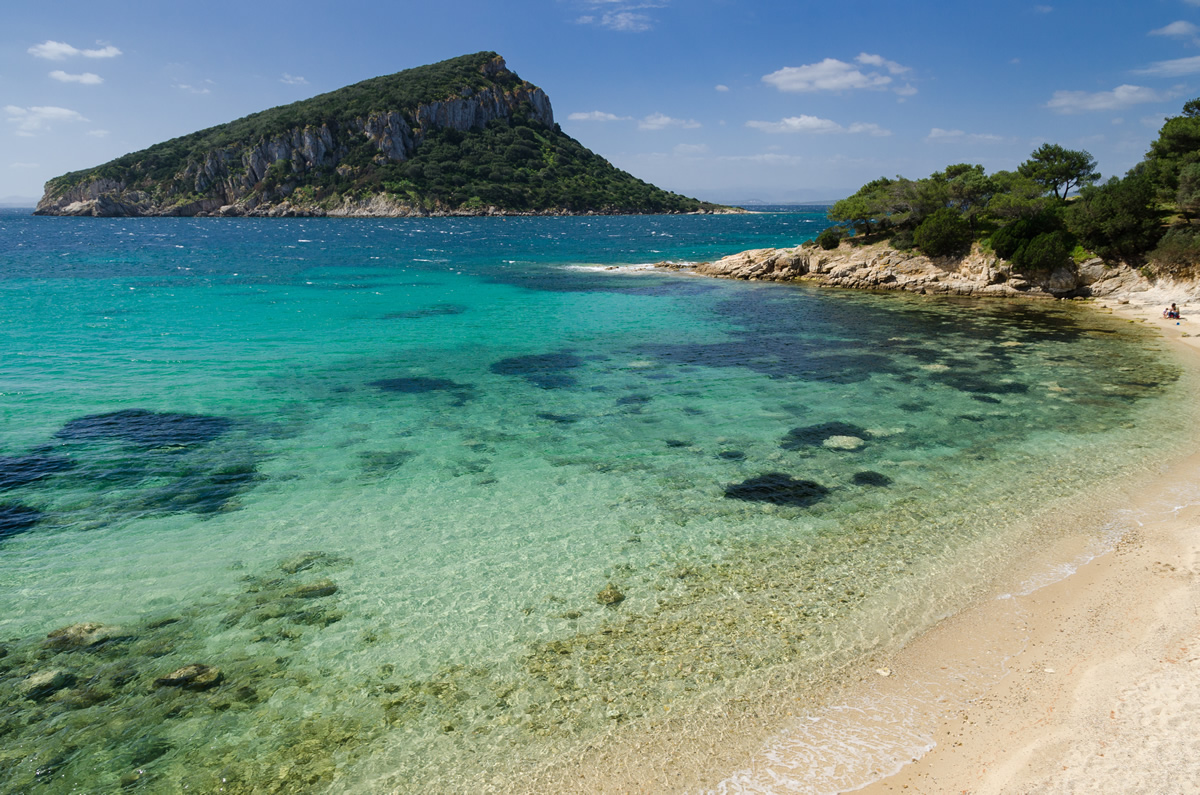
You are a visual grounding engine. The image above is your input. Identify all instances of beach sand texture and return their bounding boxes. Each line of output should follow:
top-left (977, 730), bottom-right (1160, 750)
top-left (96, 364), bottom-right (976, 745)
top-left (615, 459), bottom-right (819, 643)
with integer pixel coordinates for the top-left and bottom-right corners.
top-left (859, 295), bottom-right (1200, 794)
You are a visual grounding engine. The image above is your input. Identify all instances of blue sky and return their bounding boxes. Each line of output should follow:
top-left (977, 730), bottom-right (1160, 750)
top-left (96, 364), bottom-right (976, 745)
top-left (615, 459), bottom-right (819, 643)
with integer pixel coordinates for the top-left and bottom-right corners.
top-left (2, 0), bottom-right (1198, 203)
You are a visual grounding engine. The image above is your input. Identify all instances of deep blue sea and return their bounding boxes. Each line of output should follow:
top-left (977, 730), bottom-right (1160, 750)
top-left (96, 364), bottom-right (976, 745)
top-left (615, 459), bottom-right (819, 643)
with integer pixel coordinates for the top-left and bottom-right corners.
top-left (0, 207), bottom-right (1191, 792)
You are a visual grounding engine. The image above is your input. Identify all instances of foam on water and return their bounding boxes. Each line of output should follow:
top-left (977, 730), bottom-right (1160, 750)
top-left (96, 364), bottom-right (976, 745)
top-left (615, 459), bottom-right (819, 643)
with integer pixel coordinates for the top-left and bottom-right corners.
top-left (0, 210), bottom-right (1194, 792)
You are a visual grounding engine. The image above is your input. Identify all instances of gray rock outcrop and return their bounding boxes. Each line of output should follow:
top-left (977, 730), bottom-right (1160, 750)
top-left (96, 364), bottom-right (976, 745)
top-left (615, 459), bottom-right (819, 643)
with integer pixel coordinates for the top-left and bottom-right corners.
top-left (670, 240), bottom-right (1152, 299)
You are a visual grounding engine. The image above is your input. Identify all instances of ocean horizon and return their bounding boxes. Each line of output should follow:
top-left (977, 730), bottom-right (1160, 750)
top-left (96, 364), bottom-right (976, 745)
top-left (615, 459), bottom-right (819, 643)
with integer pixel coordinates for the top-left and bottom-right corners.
top-left (0, 208), bottom-right (1191, 792)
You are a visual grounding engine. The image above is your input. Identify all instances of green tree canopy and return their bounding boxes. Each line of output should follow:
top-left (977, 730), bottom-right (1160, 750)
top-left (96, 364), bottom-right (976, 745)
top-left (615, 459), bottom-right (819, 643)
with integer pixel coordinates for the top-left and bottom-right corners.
top-left (1018, 143), bottom-right (1100, 200)
top-left (1065, 174), bottom-right (1163, 262)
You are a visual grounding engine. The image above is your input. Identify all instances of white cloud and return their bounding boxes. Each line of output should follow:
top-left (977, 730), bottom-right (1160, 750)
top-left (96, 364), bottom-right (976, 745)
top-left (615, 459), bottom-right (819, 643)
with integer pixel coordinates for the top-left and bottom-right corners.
top-left (281, 73), bottom-right (309, 86)
top-left (49, 70), bottom-right (103, 85)
top-left (87, 129), bottom-right (110, 137)
top-left (847, 122), bottom-right (892, 136)
top-left (5, 105), bottom-right (88, 136)
top-left (674, 143), bottom-right (709, 156)
top-left (1034, 5), bottom-right (1053, 13)
top-left (715, 84), bottom-right (730, 92)
top-left (854, 52), bottom-right (910, 75)
top-left (746, 115), bottom-right (890, 136)
top-left (1136, 55), bottom-right (1200, 77)
top-left (1150, 20), bottom-right (1199, 37)
top-left (574, 1), bottom-right (661, 32)
top-left (28, 40), bottom-right (121, 60)
top-left (926, 128), bottom-right (1005, 143)
top-left (638, 112), bottom-right (701, 130)
top-left (175, 82), bottom-right (213, 95)
top-left (10, 162), bottom-right (40, 169)
top-left (762, 53), bottom-right (913, 95)
top-left (567, 110), bottom-right (631, 122)
top-left (1046, 84), bottom-right (1172, 113)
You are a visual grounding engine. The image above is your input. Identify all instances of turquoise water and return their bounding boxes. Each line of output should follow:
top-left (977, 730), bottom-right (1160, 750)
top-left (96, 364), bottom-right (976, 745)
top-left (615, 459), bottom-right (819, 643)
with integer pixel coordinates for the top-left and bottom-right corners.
top-left (0, 209), bottom-right (1191, 792)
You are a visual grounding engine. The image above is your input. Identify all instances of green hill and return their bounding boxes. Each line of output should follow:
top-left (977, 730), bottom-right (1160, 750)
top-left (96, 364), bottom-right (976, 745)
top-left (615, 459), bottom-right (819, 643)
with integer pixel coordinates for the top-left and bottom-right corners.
top-left (36, 52), bottom-right (726, 217)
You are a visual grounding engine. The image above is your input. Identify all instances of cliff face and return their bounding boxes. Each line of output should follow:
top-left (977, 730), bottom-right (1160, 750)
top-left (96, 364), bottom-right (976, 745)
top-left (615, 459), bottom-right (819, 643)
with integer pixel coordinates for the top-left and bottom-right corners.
top-left (35, 56), bottom-right (557, 218)
top-left (665, 240), bottom-right (1154, 299)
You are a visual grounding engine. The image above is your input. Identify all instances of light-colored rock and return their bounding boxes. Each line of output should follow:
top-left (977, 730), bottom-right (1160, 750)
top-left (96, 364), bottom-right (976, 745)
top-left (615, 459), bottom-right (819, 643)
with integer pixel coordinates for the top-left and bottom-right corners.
top-left (19, 668), bottom-right (76, 700)
top-left (676, 240), bottom-right (1181, 301)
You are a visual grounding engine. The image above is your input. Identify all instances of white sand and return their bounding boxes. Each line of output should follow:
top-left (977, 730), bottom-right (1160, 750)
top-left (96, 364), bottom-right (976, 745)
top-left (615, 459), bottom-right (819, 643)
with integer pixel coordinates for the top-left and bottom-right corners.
top-left (857, 297), bottom-right (1200, 794)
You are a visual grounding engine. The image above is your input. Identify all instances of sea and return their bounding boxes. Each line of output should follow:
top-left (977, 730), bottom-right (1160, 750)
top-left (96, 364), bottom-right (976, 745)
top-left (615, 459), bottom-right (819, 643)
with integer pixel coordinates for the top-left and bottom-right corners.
top-left (0, 206), bottom-right (1193, 793)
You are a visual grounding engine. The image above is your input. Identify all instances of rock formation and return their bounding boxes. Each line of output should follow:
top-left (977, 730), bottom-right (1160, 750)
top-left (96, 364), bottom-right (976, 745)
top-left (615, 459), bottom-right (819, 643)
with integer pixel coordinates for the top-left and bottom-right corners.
top-left (662, 239), bottom-right (1157, 299)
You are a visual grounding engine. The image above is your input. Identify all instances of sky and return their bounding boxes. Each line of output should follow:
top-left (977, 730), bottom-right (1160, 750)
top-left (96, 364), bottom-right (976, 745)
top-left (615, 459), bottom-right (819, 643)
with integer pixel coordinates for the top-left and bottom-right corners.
top-left (2, 0), bottom-right (1199, 204)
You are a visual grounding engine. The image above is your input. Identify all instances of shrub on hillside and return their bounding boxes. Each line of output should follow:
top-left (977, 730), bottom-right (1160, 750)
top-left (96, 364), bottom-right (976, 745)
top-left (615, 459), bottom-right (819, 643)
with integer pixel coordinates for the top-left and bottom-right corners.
top-left (1149, 226), bottom-right (1200, 276)
top-left (1012, 231), bottom-right (1070, 271)
top-left (913, 208), bottom-right (972, 257)
top-left (889, 229), bottom-right (915, 251)
top-left (816, 226), bottom-right (847, 250)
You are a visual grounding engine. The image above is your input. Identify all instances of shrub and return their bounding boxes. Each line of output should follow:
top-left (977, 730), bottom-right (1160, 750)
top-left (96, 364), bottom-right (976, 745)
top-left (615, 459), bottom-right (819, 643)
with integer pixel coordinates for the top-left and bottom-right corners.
top-left (1012, 231), bottom-right (1070, 272)
top-left (889, 229), bottom-right (915, 251)
top-left (913, 208), bottom-right (972, 257)
top-left (1065, 175), bottom-right (1163, 262)
top-left (816, 226), bottom-right (847, 250)
top-left (1149, 226), bottom-right (1200, 276)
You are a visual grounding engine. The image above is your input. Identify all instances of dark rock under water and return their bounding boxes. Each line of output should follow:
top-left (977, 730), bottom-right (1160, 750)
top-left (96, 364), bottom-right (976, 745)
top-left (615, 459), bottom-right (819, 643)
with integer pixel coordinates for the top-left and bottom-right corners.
top-left (780, 422), bottom-right (870, 450)
top-left (489, 352), bottom-right (583, 389)
top-left (0, 503), bottom-right (43, 538)
top-left (0, 454), bottom-right (75, 491)
top-left (723, 472), bottom-right (831, 507)
top-left (56, 409), bottom-right (233, 448)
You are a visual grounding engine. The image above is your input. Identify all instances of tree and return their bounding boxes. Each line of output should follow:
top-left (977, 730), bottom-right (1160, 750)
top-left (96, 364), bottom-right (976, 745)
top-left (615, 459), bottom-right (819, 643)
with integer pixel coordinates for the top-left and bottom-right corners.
top-left (828, 177), bottom-right (895, 235)
top-left (986, 171), bottom-right (1048, 220)
top-left (1176, 162), bottom-right (1200, 220)
top-left (914, 207), bottom-right (972, 257)
top-left (1018, 143), bottom-right (1100, 200)
top-left (1066, 174), bottom-right (1163, 262)
top-left (935, 164), bottom-right (996, 229)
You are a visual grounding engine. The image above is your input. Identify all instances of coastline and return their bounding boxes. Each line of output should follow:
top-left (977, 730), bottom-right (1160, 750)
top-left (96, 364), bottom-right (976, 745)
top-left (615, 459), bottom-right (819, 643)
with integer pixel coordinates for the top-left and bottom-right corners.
top-left (507, 267), bottom-right (1200, 793)
top-left (851, 298), bottom-right (1200, 794)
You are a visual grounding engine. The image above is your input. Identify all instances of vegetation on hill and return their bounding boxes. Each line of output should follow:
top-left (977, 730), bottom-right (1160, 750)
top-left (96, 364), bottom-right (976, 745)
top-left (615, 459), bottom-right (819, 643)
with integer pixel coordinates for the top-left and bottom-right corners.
top-left (40, 52), bottom-right (721, 216)
top-left (825, 97), bottom-right (1200, 277)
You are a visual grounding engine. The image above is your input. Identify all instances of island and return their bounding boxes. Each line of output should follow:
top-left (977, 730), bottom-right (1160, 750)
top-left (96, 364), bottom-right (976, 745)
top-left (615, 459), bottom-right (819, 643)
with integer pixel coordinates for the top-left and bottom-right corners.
top-left (34, 52), bottom-right (728, 218)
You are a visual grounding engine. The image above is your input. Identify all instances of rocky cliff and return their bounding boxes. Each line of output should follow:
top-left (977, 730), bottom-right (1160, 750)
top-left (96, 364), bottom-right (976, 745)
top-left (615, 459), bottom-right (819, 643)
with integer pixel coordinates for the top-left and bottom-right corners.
top-left (661, 239), bottom-right (1165, 300)
top-left (35, 53), bottom-right (714, 218)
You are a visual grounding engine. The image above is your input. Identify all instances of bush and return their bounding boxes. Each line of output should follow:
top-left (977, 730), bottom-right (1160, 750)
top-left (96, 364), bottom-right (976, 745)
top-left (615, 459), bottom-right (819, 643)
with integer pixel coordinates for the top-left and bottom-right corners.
top-left (816, 226), bottom-right (847, 250)
top-left (1066, 175), bottom-right (1163, 262)
top-left (1012, 231), bottom-right (1070, 271)
top-left (1149, 226), bottom-right (1200, 275)
top-left (889, 229), bottom-right (915, 251)
top-left (913, 208), bottom-right (972, 257)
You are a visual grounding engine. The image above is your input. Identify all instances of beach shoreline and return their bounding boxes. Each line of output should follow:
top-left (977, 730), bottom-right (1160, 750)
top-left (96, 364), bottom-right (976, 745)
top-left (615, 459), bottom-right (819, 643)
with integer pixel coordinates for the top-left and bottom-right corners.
top-left (850, 297), bottom-right (1200, 794)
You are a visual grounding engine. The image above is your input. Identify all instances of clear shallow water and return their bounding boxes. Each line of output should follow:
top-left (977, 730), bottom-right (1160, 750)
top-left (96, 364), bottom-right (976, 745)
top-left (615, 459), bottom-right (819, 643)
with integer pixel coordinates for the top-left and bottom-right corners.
top-left (0, 209), bottom-right (1191, 792)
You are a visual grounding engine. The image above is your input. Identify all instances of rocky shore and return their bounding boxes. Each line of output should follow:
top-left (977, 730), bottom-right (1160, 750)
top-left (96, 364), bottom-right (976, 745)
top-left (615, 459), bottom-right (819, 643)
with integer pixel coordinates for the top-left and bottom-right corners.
top-left (658, 238), bottom-right (1192, 301)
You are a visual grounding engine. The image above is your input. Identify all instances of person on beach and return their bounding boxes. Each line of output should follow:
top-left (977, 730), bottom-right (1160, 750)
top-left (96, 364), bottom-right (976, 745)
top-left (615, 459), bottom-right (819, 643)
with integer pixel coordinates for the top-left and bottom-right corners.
top-left (1164, 303), bottom-right (1181, 319)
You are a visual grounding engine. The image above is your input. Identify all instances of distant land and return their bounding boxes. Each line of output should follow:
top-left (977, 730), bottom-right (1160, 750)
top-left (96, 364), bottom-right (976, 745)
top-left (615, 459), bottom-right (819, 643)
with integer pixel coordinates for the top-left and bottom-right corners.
top-left (1, 197), bottom-right (38, 208)
top-left (35, 52), bottom-right (729, 218)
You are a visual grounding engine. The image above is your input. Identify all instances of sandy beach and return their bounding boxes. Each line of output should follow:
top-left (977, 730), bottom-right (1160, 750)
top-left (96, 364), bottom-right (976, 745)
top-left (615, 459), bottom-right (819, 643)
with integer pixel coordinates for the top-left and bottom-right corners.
top-left (851, 294), bottom-right (1200, 794)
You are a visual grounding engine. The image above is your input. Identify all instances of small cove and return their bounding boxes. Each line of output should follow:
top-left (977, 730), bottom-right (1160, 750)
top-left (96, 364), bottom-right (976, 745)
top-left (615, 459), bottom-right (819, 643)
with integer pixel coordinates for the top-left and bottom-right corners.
top-left (0, 210), bottom-right (1192, 792)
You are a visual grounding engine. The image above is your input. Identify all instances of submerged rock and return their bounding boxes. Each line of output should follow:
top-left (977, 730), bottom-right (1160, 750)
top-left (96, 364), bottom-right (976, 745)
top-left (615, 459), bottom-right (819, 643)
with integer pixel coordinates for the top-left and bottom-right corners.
top-left (781, 422), bottom-right (870, 450)
top-left (42, 622), bottom-right (134, 651)
top-left (154, 663), bottom-right (223, 690)
top-left (489, 352), bottom-right (583, 389)
top-left (852, 471), bottom-right (894, 487)
top-left (288, 579), bottom-right (339, 599)
top-left (596, 584), bottom-right (625, 606)
top-left (19, 668), bottom-right (76, 700)
top-left (724, 473), bottom-right (831, 507)
top-left (55, 409), bottom-right (233, 447)
top-left (0, 454), bottom-right (75, 491)
top-left (0, 503), bottom-right (42, 538)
